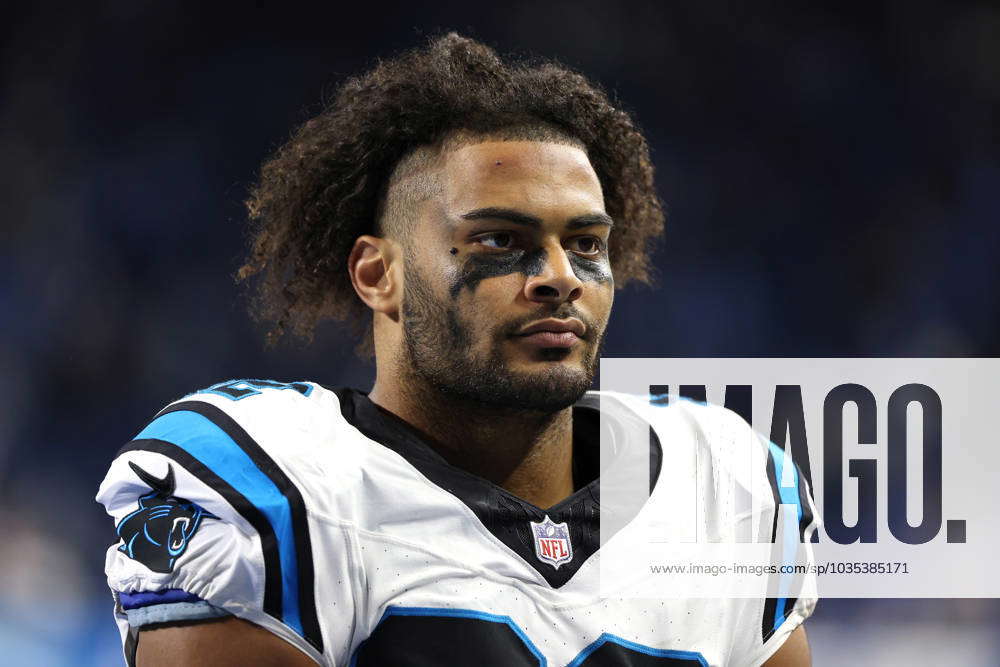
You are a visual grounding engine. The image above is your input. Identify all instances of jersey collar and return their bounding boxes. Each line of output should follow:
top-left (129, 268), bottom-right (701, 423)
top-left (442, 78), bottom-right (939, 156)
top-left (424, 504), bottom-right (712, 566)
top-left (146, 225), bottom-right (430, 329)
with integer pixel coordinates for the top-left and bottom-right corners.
top-left (334, 387), bottom-right (662, 588)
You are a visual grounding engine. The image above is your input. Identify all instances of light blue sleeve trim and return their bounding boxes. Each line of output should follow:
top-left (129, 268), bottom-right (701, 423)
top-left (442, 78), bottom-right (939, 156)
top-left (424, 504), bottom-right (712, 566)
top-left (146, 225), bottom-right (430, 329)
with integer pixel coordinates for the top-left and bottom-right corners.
top-left (125, 599), bottom-right (231, 627)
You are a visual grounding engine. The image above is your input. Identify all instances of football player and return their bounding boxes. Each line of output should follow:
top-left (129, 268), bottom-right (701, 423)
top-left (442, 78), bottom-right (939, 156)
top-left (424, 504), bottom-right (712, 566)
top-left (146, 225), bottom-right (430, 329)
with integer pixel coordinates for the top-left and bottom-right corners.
top-left (97, 34), bottom-right (817, 666)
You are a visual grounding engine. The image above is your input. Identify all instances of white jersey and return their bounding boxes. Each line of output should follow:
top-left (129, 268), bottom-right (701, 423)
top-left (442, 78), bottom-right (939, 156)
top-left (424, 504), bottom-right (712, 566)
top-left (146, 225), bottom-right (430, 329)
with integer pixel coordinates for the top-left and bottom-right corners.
top-left (97, 379), bottom-right (818, 666)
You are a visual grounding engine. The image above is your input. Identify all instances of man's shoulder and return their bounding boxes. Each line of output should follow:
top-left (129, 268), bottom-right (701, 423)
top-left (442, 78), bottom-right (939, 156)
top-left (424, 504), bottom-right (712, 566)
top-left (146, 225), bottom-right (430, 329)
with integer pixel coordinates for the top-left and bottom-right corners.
top-left (100, 379), bottom-right (362, 508)
top-left (583, 389), bottom-right (774, 486)
top-left (581, 388), bottom-right (754, 440)
top-left (147, 377), bottom-right (348, 427)
top-left (165, 378), bottom-right (340, 418)
top-left (127, 379), bottom-right (339, 451)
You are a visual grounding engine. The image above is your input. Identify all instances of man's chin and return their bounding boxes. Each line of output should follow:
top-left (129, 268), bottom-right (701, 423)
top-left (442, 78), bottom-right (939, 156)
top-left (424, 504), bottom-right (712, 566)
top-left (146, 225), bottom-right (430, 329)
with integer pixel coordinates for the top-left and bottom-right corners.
top-left (404, 332), bottom-right (599, 413)
top-left (497, 364), bottom-right (594, 411)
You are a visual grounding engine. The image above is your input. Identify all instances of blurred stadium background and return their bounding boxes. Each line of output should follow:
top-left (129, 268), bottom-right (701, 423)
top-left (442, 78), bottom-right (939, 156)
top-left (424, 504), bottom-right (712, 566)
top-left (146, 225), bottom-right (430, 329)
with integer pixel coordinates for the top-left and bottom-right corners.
top-left (3, 1), bottom-right (999, 664)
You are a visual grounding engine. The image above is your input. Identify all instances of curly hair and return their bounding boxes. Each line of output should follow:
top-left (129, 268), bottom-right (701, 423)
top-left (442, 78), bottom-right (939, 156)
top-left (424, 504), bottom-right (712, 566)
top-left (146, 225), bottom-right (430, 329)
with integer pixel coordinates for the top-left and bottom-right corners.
top-left (240, 33), bottom-right (664, 357)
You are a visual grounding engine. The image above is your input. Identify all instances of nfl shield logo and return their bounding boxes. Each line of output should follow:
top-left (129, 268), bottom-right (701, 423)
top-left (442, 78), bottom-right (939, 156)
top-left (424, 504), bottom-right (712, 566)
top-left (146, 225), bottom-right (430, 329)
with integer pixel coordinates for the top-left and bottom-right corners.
top-left (530, 515), bottom-right (573, 569)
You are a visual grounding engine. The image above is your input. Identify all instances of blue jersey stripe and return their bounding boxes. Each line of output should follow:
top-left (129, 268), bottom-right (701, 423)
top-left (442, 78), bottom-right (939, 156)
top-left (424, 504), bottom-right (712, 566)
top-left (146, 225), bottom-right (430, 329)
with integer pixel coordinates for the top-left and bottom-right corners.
top-left (569, 632), bottom-right (708, 666)
top-left (136, 410), bottom-right (303, 637)
top-left (767, 441), bottom-right (803, 633)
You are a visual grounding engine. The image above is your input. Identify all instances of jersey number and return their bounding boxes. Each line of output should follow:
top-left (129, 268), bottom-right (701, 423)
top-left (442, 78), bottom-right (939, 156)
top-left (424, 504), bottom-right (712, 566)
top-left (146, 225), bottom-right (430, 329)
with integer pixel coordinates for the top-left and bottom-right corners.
top-left (351, 607), bottom-right (707, 666)
top-left (196, 379), bottom-right (312, 401)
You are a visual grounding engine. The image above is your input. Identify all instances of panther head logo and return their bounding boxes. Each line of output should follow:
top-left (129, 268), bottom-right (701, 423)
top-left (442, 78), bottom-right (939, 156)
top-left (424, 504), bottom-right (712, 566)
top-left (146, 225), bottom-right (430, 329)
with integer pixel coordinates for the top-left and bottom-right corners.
top-left (116, 462), bottom-right (217, 573)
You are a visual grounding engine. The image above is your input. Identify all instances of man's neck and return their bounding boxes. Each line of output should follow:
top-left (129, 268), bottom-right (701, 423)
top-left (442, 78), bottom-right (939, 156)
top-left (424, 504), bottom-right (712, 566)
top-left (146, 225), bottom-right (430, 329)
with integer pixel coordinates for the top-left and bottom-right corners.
top-left (368, 377), bottom-right (576, 509)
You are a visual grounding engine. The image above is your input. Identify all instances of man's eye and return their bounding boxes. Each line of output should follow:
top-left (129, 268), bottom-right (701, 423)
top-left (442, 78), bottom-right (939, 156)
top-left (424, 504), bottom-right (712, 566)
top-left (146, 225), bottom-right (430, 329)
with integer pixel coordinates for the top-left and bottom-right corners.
top-left (475, 232), bottom-right (516, 250)
top-left (568, 236), bottom-right (604, 255)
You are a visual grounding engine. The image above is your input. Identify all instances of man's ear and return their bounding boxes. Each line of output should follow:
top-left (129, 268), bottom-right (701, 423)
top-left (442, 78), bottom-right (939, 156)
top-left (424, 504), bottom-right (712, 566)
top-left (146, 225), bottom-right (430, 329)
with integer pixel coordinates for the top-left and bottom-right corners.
top-left (348, 235), bottom-right (402, 321)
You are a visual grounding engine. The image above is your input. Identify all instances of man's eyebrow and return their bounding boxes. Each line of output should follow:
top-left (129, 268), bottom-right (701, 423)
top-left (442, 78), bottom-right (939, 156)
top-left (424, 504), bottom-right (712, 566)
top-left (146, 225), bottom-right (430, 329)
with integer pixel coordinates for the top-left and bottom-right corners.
top-left (567, 213), bottom-right (614, 230)
top-left (460, 207), bottom-right (542, 227)
top-left (460, 207), bottom-right (614, 230)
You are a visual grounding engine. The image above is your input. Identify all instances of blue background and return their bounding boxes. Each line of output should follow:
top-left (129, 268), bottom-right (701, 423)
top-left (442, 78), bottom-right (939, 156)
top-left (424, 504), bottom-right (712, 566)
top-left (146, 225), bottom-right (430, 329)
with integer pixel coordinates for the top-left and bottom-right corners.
top-left (2, 1), bottom-right (998, 664)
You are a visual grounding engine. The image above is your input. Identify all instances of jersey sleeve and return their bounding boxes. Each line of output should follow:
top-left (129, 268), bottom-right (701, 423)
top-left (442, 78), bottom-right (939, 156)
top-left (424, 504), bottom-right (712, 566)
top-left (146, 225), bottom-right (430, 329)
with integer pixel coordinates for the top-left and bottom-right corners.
top-left (746, 430), bottom-right (821, 666)
top-left (660, 398), bottom-right (821, 666)
top-left (96, 384), bottom-right (335, 666)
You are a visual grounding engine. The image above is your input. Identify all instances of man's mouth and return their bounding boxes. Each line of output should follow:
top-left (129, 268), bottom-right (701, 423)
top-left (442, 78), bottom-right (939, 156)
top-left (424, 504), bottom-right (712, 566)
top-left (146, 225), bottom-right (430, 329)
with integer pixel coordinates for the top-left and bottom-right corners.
top-left (517, 331), bottom-right (580, 348)
top-left (513, 318), bottom-right (586, 349)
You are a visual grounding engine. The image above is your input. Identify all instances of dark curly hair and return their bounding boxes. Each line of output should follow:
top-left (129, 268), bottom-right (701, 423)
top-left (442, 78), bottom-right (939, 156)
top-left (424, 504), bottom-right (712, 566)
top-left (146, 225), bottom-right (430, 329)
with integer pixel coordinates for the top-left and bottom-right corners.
top-left (240, 33), bottom-right (664, 357)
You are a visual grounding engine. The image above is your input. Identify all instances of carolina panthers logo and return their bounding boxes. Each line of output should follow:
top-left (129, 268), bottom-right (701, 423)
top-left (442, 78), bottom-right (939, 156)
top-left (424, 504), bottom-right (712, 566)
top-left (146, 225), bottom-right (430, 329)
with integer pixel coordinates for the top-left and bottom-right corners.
top-left (116, 462), bottom-right (216, 573)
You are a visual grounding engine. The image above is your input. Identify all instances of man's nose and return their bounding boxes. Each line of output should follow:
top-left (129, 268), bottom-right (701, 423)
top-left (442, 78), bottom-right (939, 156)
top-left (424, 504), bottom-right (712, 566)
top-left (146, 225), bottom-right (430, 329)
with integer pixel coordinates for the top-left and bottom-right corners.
top-left (523, 242), bottom-right (584, 304)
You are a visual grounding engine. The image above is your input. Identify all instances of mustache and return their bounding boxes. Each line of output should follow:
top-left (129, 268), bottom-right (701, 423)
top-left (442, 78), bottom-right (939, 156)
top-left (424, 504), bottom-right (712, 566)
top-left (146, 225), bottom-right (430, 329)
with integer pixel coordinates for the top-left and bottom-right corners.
top-left (500, 305), bottom-right (599, 341)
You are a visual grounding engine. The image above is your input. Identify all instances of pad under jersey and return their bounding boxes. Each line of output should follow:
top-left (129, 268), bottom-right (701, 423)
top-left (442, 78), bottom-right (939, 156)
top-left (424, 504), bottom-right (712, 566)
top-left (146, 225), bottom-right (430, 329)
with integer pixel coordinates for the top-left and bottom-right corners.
top-left (97, 380), bottom-right (819, 666)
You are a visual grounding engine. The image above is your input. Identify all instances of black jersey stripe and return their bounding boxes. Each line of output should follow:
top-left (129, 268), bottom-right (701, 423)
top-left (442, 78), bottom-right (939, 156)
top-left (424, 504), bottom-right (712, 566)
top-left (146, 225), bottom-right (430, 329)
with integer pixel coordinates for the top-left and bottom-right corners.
top-left (763, 446), bottom-right (782, 543)
top-left (761, 596), bottom-right (780, 643)
top-left (797, 472), bottom-right (817, 543)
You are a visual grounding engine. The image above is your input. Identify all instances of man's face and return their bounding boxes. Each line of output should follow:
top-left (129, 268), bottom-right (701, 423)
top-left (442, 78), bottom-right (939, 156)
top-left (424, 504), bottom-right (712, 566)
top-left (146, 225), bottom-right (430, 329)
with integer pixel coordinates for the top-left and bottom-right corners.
top-left (399, 140), bottom-right (614, 412)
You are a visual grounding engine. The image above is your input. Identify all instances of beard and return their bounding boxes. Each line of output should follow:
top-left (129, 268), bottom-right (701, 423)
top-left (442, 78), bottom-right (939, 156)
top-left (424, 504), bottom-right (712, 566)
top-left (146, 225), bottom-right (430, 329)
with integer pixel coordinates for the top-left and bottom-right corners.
top-left (399, 261), bottom-right (604, 414)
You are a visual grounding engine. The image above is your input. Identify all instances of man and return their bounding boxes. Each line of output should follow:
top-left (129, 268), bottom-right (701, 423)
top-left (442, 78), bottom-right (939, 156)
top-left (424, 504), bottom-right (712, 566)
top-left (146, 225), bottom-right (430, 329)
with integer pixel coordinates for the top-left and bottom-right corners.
top-left (97, 34), bottom-right (817, 666)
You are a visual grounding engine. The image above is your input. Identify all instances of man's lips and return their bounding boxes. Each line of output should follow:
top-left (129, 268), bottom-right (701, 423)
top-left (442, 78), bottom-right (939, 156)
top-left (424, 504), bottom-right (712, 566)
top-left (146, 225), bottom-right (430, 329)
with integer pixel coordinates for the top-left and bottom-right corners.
top-left (516, 318), bottom-right (586, 337)
top-left (517, 331), bottom-right (580, 348)
top-left (513, 318), bottom-right (586, 348)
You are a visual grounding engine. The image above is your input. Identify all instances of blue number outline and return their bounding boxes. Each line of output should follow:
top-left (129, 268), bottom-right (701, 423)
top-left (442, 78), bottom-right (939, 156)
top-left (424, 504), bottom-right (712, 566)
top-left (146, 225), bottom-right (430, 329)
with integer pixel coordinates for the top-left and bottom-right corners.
top-left (350, 605), bottom-right (707, 666)
top-left (193, 379), bottom-right (314, 401)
